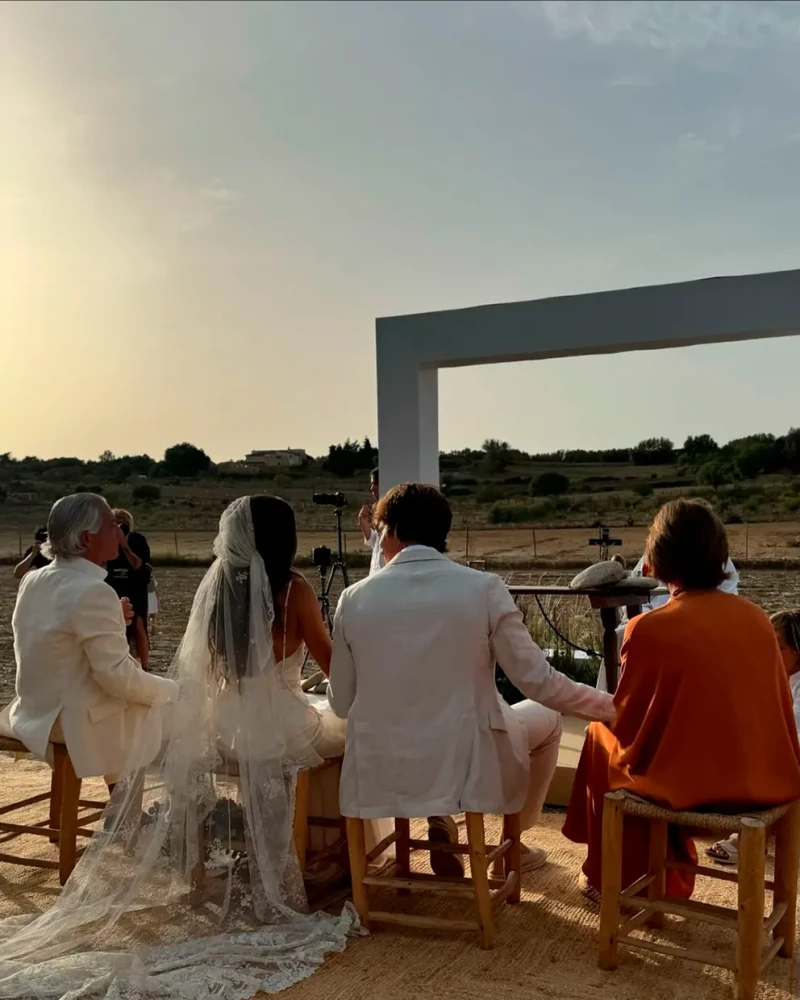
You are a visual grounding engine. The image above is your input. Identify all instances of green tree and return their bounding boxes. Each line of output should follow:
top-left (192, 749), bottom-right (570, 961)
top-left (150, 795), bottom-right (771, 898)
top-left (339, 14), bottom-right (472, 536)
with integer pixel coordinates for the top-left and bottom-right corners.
top-left (481, 439), bottom-right (511, 474)
top-left (530, 471), bottom-right (569, 496)
top-left (322, 438), bottom-right (375, 477)
top-left (783, 427), bottom-right (800, 473)
top-left (735, 443), bottom-right (775, 479)
top-left (163, 443), bottom-right (212, 477)
top-left (132, 483), bottom-right (161, 502)
top-left (632, 438), bottom-right (674, 466)
top-left (696, 461), bottom-right (735, 488)
top-left (683, 434), bottom-right (718, 461)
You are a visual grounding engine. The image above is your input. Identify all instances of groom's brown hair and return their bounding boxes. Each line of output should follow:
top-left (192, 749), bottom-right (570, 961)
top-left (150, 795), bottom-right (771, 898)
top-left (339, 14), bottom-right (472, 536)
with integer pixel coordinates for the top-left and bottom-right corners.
top-left (373, 483), bottom-right (452, 553)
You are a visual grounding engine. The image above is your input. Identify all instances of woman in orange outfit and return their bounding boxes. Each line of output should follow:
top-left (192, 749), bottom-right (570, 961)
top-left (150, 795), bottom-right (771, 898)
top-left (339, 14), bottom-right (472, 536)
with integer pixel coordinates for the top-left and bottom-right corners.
top-left (563, 499), bottom-right (800, 900)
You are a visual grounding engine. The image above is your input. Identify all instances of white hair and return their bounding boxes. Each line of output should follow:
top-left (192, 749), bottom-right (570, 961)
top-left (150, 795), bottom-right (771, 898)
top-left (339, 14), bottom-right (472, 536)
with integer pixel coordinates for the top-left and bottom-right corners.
top-left (43, 493), bottom-right (110, 560)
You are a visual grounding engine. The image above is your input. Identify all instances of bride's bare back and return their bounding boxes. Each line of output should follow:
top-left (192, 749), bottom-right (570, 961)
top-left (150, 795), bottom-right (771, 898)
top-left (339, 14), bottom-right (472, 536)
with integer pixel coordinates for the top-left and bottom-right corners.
top-left (272, 572), bottom-right (333, 673)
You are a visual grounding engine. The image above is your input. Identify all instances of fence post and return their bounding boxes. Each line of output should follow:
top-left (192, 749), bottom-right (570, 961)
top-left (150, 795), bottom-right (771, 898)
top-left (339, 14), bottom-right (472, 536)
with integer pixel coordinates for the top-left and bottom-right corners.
top-left (532, 528), bottom-right (538, 559)
top-left (174, 531), bottom-right (179, 558)
top-left (744, 523), bottom-right (749, 564)
top-left (18, 531), bottom-right (23, 559)
top-left (465, 526), bottom-right (470, 563)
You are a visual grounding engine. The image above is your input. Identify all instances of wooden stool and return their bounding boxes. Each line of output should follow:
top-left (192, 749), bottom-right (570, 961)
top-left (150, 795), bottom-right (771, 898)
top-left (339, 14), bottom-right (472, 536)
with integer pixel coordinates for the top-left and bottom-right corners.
top-left (346, 812), bottom-right (521, 949)
top-left (189, 755), bottom-right (347, 905)
top-left (0, 736), bottom-right (107, 884)
top-left (598, 790), bottom-right (800, 1000)
top-left (293, 756), bottom-right (347, 876)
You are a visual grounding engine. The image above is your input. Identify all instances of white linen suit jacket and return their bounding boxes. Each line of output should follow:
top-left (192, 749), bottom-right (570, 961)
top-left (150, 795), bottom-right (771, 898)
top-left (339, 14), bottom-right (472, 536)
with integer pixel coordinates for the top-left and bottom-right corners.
top-left (328, 547), bottom-right (614, 819)
top-left (9, 557), bottom-right (177, 778)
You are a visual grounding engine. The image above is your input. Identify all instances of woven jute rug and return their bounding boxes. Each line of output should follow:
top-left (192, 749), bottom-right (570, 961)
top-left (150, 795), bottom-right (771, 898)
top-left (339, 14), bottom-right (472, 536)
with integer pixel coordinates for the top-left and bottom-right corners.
top-left (0, 757), bottom-right (796, 1000)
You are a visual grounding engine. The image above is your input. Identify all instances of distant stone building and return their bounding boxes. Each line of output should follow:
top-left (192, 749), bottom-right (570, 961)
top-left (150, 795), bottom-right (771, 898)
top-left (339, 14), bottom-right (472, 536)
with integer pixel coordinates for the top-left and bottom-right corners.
top-left (244, 449), bottom-right (308, 468)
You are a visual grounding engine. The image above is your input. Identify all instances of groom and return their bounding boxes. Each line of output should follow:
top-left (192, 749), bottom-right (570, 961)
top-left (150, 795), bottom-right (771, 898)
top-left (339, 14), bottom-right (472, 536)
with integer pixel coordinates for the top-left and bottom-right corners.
top-left (329, 483), bottom-right (615, 875)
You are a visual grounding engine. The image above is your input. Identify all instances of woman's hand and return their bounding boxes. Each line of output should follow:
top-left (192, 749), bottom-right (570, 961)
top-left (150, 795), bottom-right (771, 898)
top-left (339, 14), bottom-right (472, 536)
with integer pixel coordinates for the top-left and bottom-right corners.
top-left (358, 505), bottom-right (373, 542)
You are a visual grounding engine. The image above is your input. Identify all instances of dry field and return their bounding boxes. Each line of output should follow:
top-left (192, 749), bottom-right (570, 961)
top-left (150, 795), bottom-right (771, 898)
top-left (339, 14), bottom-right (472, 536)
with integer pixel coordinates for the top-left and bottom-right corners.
top-left (3, 521), bottom-right (800, 565)
top-left (1, 565), bottom-right (799, 703)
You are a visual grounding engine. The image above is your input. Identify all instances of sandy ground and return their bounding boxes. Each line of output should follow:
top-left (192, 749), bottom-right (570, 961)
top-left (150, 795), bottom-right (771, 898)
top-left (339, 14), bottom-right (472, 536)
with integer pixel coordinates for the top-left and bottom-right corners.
top-left (0, 758), bottom-right (795, 1000)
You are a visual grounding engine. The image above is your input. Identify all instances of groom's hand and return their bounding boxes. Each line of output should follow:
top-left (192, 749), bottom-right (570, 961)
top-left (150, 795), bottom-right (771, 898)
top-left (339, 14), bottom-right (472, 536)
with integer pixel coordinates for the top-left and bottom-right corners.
top-left (358, 505), bottom-right (372, 532)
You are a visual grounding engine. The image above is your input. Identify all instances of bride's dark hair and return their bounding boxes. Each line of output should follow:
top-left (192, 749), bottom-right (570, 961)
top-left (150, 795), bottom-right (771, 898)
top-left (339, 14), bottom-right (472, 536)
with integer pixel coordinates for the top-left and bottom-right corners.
top-left (208, 495), bottom-right (298, 684)
top-left (249, 495), bottom-right (298, 611)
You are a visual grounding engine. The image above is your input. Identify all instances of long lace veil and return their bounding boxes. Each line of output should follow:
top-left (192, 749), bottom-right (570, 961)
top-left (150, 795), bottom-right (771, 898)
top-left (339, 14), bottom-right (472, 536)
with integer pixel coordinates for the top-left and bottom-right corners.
top-left (0, 497), bottom-right (356, 999)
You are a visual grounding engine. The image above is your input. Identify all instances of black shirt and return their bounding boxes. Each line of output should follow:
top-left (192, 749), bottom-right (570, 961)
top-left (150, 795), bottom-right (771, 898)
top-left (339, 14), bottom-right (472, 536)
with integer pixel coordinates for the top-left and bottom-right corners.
top-left (106, 531), bottom-right (152, 600)
top-left (23, 546), bottom-right (51, 571)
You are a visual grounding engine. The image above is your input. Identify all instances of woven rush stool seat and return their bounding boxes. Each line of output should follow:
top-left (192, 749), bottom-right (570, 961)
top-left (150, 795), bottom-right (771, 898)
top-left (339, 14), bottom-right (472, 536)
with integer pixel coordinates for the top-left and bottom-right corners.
top-left (346, 812), bottom-right (522, 950)
top-left (612, 793), bottom-right (795, 833)
top-left (0, 735), bottom-right (107, 884)
top-left (599, 789), bottom-right (800, 1000)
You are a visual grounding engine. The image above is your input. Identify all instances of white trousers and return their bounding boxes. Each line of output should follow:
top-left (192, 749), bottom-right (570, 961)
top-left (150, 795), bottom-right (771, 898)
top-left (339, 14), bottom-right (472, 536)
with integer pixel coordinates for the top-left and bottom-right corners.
top-left (510, 701), bottom-right (563, 832)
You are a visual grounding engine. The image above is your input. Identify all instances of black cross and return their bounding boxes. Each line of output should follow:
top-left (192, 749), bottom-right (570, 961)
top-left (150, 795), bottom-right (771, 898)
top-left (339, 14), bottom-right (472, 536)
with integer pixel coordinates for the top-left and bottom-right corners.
top-left (589, 525), bottom-right (622, 561)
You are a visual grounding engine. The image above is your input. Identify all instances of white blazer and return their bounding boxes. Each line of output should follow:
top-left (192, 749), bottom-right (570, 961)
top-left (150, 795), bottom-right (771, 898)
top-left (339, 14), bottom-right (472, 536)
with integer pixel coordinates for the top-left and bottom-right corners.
top-left (328, 547), bottom-right (614, 820)
top-left (9, 557), bottom-right (177, 778)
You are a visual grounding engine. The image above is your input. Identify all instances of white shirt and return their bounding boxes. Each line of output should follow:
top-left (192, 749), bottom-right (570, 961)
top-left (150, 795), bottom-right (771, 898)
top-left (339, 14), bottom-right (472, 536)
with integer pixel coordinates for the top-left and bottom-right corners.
top-left (366, 529), bottom-right (385, 575)
top-left (791, 672), bottom-right (800, 740)
top-left (622, 555), bottom-right (739, 617)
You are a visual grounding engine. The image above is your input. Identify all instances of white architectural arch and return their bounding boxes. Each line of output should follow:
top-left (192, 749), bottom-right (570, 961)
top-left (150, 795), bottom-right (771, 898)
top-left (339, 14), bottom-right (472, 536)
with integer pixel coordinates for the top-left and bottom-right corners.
top-left (376, 269), bottom-right (800, 490)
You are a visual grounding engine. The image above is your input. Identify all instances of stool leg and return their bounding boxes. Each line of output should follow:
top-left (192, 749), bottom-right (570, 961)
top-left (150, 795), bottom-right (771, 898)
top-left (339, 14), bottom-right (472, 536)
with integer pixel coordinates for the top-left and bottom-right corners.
top-left (293, 769), bottom-right (311, 875)
top-left (599, 791), bottom-right (625, 971)
top-left (58, 756), bottom-right (81, 885)
top-left (647, 819), bottom-right (668, 929)
top-left (395, 817), bottom-right (411, 885)
top-left (49, 748), bottom-right (65, 845)
top-left (346, 817), bottom-right (370, 929)
top-left (772, 801), bottom-right (800, 959)
top-left (466, 812), bottom-right (495, 950)
top-left (735, 819), bottom-right (766, 1000)
top-left (503, 813), bottom-right (521, 905)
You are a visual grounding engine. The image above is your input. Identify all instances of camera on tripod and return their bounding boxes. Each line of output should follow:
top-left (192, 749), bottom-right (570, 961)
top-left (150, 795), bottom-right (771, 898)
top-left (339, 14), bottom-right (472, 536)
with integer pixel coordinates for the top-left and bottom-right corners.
top-left (312, 492), bottom-right (347, 508)
top-left (312, 545), bottom-right (333, 571)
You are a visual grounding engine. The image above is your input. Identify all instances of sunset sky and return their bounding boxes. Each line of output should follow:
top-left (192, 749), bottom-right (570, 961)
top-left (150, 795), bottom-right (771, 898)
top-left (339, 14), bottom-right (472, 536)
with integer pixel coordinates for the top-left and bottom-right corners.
top-left (3, 0), bottom-right (800, 463)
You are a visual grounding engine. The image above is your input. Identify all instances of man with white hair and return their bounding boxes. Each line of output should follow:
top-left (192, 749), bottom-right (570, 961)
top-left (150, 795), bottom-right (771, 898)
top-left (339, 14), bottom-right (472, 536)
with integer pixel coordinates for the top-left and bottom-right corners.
top-left (4, 493), bottom-right (177, 785)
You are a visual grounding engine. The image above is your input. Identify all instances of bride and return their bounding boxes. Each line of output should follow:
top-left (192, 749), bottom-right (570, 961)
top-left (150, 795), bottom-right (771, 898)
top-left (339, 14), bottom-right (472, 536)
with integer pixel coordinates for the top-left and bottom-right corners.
top-left (0, 496), bottom-right (368, 1000)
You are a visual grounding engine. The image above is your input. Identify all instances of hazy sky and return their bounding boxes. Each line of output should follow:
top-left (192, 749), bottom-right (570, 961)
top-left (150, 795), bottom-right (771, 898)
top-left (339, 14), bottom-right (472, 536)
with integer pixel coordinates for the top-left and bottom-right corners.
top-left (3, 0), bottom-right (800, 462)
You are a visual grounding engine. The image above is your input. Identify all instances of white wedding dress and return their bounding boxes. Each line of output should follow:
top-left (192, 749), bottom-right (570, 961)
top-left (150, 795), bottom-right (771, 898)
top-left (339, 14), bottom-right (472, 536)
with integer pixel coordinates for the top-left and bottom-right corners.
top-left (218, 644), bottom-right (346, 764)
top-left (0, 498), bottom-right (360, 1000)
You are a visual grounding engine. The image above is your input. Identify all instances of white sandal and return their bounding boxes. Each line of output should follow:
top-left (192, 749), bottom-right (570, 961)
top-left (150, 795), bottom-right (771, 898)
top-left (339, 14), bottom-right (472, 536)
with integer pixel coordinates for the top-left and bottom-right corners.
top-left (707, 836), bottom-right (738, 865)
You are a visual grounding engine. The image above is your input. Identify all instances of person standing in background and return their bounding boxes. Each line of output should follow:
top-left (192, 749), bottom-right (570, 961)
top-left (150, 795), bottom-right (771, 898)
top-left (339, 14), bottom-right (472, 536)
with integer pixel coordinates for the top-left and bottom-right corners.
top-left (147, 573), bottom-right (159, 633)
top-left (13, 527), bottom-right (52, 581)
top-left (357, 467), bottom-right (385, 576)
top-left (105, 509), bottom-right (152, 670)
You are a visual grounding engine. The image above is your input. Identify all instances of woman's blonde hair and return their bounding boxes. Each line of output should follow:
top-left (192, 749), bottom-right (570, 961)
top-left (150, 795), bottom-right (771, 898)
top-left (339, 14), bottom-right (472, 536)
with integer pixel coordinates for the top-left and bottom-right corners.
top-left (113, 508), bottom-right (134, 530)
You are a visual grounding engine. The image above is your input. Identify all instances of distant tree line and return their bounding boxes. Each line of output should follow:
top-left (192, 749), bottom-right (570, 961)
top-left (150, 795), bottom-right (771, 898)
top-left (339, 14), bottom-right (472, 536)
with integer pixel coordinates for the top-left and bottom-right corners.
top-left (0, 442), bottom-right (213, 485)
top-left (2, 426), bottom-right (800, 496)
top-left (438, 428), bottom-right (800, 480)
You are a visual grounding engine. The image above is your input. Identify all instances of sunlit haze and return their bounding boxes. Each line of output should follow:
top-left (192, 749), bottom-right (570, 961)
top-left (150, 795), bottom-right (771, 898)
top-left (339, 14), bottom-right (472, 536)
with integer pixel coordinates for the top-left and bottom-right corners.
top-left (3, 1), bottom-right (800, 462)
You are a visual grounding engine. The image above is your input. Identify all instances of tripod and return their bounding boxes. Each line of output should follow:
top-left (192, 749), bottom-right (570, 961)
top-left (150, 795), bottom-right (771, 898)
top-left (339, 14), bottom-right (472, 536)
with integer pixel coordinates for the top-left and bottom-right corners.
top-left (315, 506), bottom-right (350, 629)
top-left (302, 506), bottom-right (350, 691)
